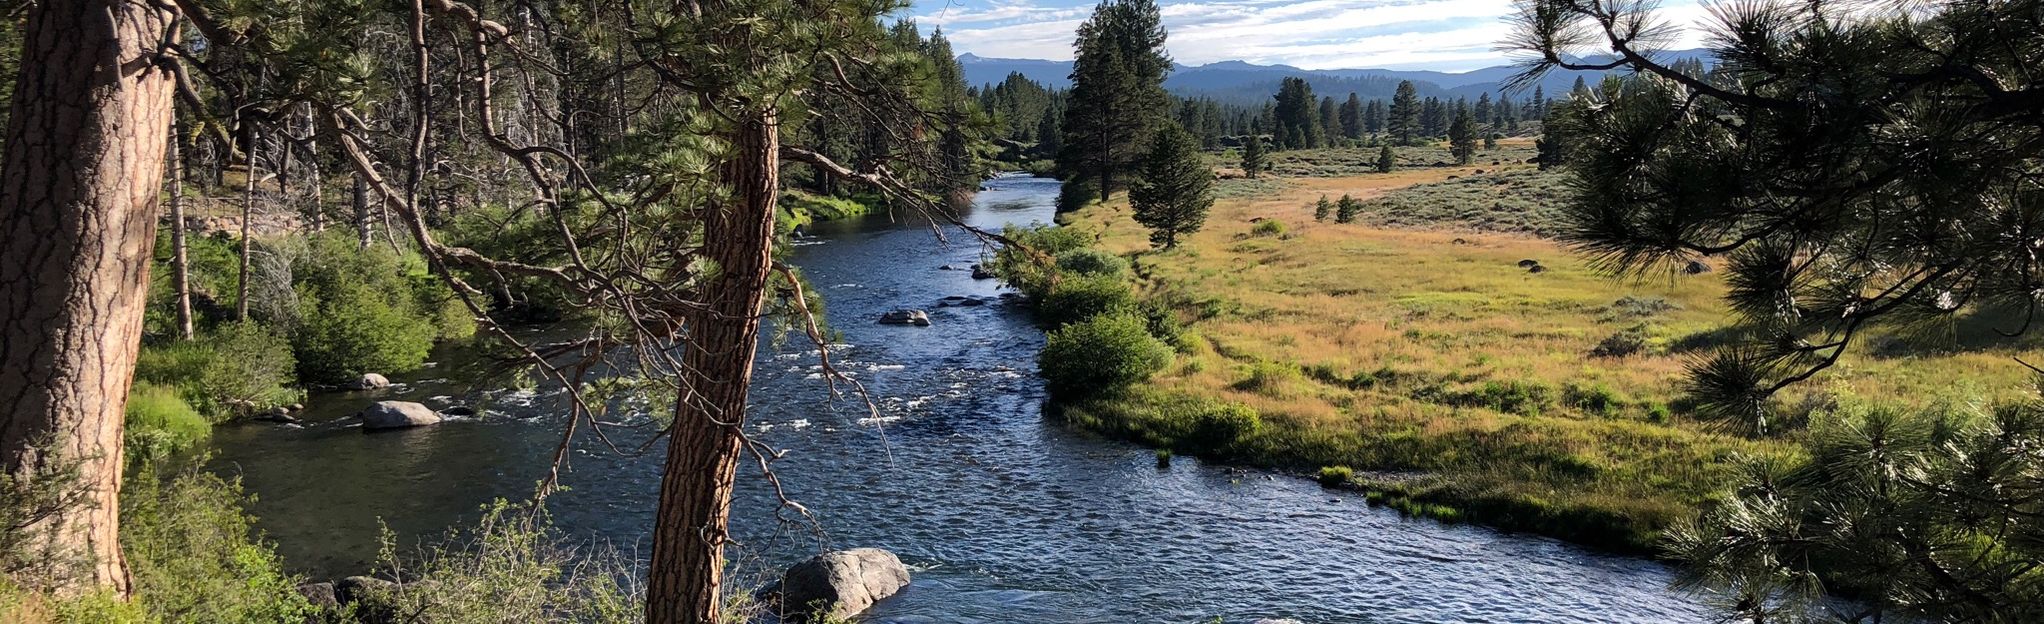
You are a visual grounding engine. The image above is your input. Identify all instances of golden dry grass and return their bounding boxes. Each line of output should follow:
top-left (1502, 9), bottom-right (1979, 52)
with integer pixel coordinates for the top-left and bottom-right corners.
top-left (1057, 146), bottom-right (2044, 550)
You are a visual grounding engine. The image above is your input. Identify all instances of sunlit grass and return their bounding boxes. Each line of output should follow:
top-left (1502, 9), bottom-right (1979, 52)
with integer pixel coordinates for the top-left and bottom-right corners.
top-left (1061, 145), bottom-right (2044, 551)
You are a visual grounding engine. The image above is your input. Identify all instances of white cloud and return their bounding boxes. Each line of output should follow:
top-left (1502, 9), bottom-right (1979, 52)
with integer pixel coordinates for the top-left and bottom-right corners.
top-left (916, 0), bottom-right (1718, 71)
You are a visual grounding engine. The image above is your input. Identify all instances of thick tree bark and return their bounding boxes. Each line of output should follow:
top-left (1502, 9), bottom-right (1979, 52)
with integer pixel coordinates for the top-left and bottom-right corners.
top-left (0, 0), bottom-right (178, 595)
top-left (644, 113), bottom-right (780, 624)
top-left (168, 127), bottom-right (195, 341)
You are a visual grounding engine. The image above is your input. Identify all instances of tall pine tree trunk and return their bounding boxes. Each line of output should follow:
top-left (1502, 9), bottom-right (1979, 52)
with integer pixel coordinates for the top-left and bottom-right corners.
top-left (236, 123), bottom-right (256, 321)
top-left (354, 173), bottom-right (373, 249)
top-left (644, 112), bottom-right (779, 624)
top-left (168, 127), bottom-right (194, 341)
top-left (0, 0), bottom-right (177, 595)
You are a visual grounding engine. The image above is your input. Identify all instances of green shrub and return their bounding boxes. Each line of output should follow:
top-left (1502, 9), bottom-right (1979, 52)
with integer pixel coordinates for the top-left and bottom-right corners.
top-left (294, 280), bottom-right (439, 384)
top-left (1250, 219), bottom-right (1286, 237)
top-left (1318, 465), bottom-right (1354, 487)
top-left (1056, 178), bottom-right (1100, 213)
top-left (1040, 312), bottom-right (1172, 398)
top-left (991, 224), bottom-right (1094, 297)
top-left (134, 323), bottom-right (299, 419)
top-left (122, 466), bottom-right (317, 624)
top-left (1039, 275), bottom-right (1138, 328)
top-left (1181, 401), bottom-right (1262, 451)
top-left (290, 233), bottom-right (463, 383)
top-left (125, 382), bottom-right (210, 460)
top-left (1591, 325), bottom-right (1652, 357)
top-left (367, 500), bottom-right (640, 624)
top-left (1054, 248), bottom-right (1128, 278)
top-left (1234, 361), bottom-right (1303, 397)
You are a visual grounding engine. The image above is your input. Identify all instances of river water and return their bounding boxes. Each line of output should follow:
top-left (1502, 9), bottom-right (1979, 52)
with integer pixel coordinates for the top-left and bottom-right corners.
top-left (209, 174), bottom-right (1715, 623)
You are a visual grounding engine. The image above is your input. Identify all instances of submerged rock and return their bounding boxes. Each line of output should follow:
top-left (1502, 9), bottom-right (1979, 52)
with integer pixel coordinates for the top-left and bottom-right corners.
top-left (970, 263), bottom-right (996, 280)
top-left (439, 406), bottom-right (478, 417)
top-left (878, 309), bottom-right (931, 327)
top-left (358, 401), bottom-right (443, 430)
top-left (776, 548), bottom-right (911, 622)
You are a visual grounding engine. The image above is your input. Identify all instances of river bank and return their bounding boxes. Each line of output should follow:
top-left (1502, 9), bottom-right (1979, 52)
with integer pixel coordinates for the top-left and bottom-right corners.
top-left (208, 172), bottom-right (1715, 622)
top-left (1019, 144), bottom-right (2044, 556)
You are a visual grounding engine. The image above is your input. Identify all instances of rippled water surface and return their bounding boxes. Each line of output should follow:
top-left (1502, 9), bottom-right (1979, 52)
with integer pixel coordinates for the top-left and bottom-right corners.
top-left (210, 174), bottom-right (1714, 623)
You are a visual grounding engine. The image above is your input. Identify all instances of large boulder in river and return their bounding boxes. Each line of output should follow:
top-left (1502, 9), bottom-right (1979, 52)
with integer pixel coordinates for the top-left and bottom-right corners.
top-left (777, 548), bottom-right (910, 621)
top-left (358, 401), bottom-right (442, 430)
top-left (354, 373), bottom-right (391, 390)
top-left (878, 309), bottom-right (931, 327)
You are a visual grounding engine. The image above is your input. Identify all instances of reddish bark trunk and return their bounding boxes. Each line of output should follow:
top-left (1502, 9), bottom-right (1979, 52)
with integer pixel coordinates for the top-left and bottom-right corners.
top-left (644, 113), bottom-right (780, 624)
top-left (0, 0), bottom-right (179, 595)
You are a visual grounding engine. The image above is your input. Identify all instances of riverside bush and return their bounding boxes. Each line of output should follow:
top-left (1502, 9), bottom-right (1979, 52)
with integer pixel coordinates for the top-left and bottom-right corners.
top-left (368, 500), bottom-right (640, 623)
top-left (121, 465), bottom-right (317, 624)
top-left (290, 233), bottom-right (468, 383)
top-left (1054, 248), bottom-right (1128, 278)
top-left (124, 382), bottom-right (210, 460)
top-left (1039, 275), bottom-right (1138, 328)
top-left (1318, 465), bottom-right (1354, 487)
top-left (992, 223), bottom-right (1094, 298)
top-left (1040, 312), bottom-right (1172, 398)
top-left (134, 322), bottom-right (299, 419)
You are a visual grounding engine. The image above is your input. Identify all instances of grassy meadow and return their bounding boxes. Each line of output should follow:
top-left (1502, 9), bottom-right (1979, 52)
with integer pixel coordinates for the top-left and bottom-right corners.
top-left (1054, 142), bottom-right (2044, 551)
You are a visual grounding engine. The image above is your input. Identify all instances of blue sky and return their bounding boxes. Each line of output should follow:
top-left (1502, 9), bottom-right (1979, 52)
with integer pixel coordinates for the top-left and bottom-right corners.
top-left (907, 0), bottom-right (1713, 71)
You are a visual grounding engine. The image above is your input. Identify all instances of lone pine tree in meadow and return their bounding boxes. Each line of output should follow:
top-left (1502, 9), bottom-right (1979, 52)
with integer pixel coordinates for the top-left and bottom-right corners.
top-left (1130, 124), bottom-right (1214, 249)
top-left (1376, 145), bottom-right (1396, 173)
top-left (1240, 129), bottom-right (1269, 179)
top-left (1314, 194), bottom-right (1333, 221)
top-left (1449, 105), bottom-right (1477, 164)
top-left (1387, 80), bottom-right (1420, 145)
top-left (1334, 194), bottom-right (1362, 223)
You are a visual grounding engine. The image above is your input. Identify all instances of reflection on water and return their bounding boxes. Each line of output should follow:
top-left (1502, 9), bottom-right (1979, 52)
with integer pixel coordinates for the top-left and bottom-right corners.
top-left (210, 174), bottom-right (1713, 623)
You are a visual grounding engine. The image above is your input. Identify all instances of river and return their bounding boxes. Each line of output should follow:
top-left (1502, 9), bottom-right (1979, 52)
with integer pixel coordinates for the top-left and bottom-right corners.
top-left (209, 173), bottom-right (1715, 623)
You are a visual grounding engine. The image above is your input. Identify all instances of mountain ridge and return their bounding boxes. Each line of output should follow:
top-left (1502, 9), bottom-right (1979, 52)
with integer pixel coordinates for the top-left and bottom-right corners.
top-left (958, 50), bottom-right (1714, 104)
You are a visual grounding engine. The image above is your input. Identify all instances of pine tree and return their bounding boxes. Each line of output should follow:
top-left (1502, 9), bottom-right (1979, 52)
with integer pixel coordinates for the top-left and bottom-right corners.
top-left (1507, 0), bottom-right (2044, 615)
top-left (1365, 99), bottom-right (1386, 134)
top-left (1130, 123), bottom-right (1214, 249)
top-left (1375, 145), bottom-right (1395, 173)
top-left (1318, 96), bottom-right (1339, 145)
top-left (1058, 0), bottom-right (1172, 204)
top-left (1271, 77), bottom-right (1321, 149)
top-left (1239, 129), bottom-right (1268, 179)
top-left (1334, 193), bottom-right (1361, 223)
top-left (1313, 194), bottom-right (1332, 221)
top-left (1387, 80), bottom-right (1419, 145)
top-left (1449, 105), bottom-right (1476, 164)
top-left (1339, 93), bottom-right (1363, 139)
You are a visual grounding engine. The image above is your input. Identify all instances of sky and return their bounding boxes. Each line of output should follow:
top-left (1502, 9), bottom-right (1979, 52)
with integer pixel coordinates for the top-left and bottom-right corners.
top-left (907, 0), bottom-right (1714, 72)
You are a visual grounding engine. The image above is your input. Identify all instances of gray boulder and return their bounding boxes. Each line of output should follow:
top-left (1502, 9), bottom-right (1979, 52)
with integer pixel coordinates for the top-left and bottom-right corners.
top-left (355, 373), bottom-right (392, 390)
top-left (358, 401), bottom-right (442, 430)
top-left (878, 309), bottom-right (931, 327)
top-left (296, 582), bottom-right (337, 609)
top-left (1683, 260), bottom-right (1712, 274)
top-left (335, 576), bottom-right (400, 624)
top-left (777, 548), bottom-right (910, 622)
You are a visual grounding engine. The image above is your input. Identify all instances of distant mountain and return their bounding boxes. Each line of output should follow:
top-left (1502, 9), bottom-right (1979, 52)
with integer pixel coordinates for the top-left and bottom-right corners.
top-left (959, 50), bottom-right (1715, 104)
